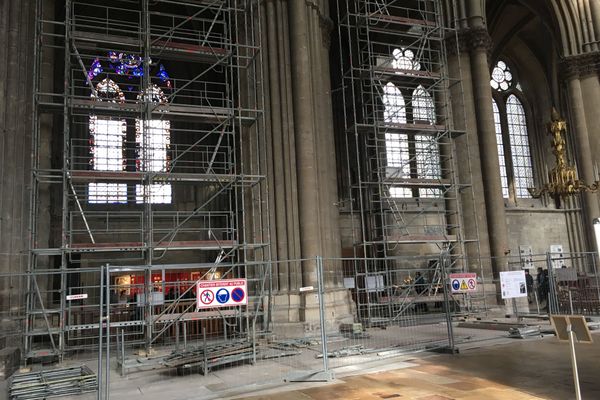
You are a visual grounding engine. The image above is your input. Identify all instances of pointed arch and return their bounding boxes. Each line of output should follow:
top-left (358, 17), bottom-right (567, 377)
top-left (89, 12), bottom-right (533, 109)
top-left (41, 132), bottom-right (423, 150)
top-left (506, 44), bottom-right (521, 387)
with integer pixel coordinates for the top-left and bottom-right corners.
top-left (412, 85), bottom-right (435, 124)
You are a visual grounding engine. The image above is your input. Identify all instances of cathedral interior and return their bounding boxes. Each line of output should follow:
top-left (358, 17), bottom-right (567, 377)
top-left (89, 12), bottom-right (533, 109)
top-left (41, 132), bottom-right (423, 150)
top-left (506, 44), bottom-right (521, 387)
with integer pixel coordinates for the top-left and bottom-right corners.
top-left (2, 0), bottom-right (600, 397)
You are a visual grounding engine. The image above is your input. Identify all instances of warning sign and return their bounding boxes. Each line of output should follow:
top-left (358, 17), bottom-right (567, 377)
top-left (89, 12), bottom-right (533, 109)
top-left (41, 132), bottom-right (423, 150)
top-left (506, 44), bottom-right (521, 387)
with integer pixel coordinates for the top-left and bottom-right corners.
top-left (448, 273), bottom-right (477, 294)
top-left (196, 279), bottom-right (247, 309)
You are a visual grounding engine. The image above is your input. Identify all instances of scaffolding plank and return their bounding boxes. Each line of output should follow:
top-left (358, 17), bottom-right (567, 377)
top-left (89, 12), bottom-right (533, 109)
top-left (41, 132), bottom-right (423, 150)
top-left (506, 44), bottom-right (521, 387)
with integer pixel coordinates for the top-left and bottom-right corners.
top-left (368, 13), bottom-right (437, 28)
top-left (375, 235), bottom-right (458, 243)
top-left (69, 170), bottom-right (241, 183)
top-left (72, 30), bottom-right (140, 48)
top-left (70, 98), bottom-right (234, 123)
top-left (371, 66), bottom-right (442, 80)
top-left (379, 178), bottom-right (452, 187)
top-left (152, 40), bottom-right (230, 63)
top-left (68, 240), bottom-right (237, 252)
top-left (154, 309), bottom-right (237, 323)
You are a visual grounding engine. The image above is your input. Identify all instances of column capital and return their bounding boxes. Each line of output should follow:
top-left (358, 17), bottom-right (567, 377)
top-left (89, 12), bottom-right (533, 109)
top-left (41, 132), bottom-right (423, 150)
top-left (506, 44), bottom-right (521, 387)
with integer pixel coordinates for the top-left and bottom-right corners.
top-left (446, 26), bottom-right (492, 56)
top-left (560, 52), bottom-right (600, 80)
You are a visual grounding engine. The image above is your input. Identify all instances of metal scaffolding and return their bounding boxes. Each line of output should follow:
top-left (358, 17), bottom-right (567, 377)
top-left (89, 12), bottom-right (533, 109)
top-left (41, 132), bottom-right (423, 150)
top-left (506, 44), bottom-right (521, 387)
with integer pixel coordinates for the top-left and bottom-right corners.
top-left (334, 0), bottom-right (476, 325)
top-left (28, 0), bottom-right (269, 360)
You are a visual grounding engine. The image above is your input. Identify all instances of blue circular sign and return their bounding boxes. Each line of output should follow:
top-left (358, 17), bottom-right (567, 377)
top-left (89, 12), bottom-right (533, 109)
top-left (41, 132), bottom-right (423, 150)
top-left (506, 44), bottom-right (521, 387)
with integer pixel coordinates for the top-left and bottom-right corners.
top-left (451, 279), bottom-right (460, 291)
top-left (231, 287), bottom-right (245, 303)
top-left (216, 288), bottom-right (230, 304)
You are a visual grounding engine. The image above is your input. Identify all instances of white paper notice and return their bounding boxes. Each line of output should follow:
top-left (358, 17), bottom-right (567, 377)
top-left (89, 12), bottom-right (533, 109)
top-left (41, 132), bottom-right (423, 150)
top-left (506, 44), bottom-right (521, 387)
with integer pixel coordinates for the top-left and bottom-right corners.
top-left (500, 270), bottom-right (528, 299)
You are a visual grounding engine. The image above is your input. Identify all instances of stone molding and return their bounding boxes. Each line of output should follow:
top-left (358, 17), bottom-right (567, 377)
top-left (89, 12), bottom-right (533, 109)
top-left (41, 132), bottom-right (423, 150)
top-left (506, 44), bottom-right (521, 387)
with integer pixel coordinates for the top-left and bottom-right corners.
top-left (446, 26), bottom-right (492, 56)
top-left (560, 52), bottom-right (600, 79)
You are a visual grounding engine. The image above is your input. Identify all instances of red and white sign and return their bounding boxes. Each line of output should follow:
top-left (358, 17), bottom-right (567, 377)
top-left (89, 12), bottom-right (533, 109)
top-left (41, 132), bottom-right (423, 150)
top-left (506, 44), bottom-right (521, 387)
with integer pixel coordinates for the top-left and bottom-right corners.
top-left (66, 293), bottom-right (88, 301)
top-left (196, 279), bottom-right (247, 309)
top-left (448, 273), bottom-right (477, 294)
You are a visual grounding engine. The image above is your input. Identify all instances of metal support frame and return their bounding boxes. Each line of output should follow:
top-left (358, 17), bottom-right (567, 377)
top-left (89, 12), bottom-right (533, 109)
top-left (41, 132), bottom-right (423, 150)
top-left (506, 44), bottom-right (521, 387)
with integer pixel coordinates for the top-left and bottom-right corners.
top-left (334, 0), bottom-right (475, 326)
top-left (26, 0), bottom-right (270, 360)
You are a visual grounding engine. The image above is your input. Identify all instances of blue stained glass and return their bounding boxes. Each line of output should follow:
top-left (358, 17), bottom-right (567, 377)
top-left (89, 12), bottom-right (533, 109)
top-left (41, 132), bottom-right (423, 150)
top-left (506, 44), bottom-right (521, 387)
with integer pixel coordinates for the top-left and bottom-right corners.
top-left (133, 66), bottom-right (144, 77)
top-left (157, 64), bottom-right (172, 88)
top-left (108, 51), bottom-right (119, 64)
top-left (88, 58), bottom-right (103, 80)
top-left (114, 63), bottom-right (127, 75)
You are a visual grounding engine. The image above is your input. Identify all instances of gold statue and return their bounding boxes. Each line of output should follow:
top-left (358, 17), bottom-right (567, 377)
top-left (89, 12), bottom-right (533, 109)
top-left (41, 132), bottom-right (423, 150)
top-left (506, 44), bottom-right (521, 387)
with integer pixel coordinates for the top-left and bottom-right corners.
top-left (528, 108), bottom-right (598, 201)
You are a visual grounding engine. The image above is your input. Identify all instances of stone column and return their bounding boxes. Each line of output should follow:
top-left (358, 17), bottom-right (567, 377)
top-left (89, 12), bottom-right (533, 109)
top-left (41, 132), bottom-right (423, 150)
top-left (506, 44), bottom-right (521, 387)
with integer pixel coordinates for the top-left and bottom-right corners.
top-left (466, 27), bottom-right (510, 283)
top-left (0, 0), bottom-right (35, 339)
top-left (446, 35), bottom-right (492, 273)
top-left (563, 64), bottom-right (600, 251)
top-left (566, 54), bottom-right (600, 254)
top-left (288, 0), bottom-right (323, 287)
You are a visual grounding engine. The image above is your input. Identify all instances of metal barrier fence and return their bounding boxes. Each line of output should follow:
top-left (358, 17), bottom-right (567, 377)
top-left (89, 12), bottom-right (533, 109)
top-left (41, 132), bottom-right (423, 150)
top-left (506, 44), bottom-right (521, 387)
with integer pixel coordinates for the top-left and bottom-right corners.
top-left (7, 251), bottom-right (600, 399)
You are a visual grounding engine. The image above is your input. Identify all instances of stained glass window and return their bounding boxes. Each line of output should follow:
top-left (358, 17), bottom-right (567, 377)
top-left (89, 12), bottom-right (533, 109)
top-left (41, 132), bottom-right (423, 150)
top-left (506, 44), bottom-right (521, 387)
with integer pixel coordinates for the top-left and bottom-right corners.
top-left (86, 54), bottom-right (173, 205)
top-left (135, 85), bottom-right (172, 204)
top-left (88, 79), bottom-right (127, 204)
top-left (412, 85), bottom-right (435, 124)
top-left (506, 95), bottom-right (533, 198)
top-left (412, 86), bottom-right (440, 198)
top-left (490, 60), bottom-right (513, 91)
top-left (492, 99), bottom-right (509, 198)
top-left (392, 48), bottom-right (421, 71)
top-left (490, 60), bottom-right (533, 200)
top-left (383, 83), bottom-right (411, 198)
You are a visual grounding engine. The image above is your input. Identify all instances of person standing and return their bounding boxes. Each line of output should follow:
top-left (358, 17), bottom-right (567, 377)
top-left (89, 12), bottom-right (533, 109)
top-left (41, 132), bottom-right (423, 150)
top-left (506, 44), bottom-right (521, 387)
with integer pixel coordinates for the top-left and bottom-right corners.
top-left (525, 269), bottom-right (533, 304)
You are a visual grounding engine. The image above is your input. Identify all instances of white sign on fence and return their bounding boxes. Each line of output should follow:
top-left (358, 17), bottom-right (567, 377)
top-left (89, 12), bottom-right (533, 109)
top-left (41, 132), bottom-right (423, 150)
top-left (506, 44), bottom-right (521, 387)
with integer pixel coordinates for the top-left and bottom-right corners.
top-left (448, 273), bottom-right (477, 293)
top-left (500, 270), bottom-right (528, 299)
top-left (66, 293), bottom-right (88, 301)
top-left (196, 279), bottom-right (247, 309)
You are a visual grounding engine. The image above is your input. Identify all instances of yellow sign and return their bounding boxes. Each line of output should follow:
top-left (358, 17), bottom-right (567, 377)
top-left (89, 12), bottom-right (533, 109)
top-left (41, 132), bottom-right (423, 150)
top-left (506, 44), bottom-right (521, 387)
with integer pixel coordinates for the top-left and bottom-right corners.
top-left (460, 280), bottom-right (468, 290)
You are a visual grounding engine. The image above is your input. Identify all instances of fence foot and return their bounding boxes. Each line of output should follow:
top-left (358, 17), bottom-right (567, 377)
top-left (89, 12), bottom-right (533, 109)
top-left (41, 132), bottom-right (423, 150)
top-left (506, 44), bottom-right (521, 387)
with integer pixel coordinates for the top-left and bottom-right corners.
top-left (285, 370), bottom-right (335, 382)
top-left (429, 346), bottom-right (459, 355)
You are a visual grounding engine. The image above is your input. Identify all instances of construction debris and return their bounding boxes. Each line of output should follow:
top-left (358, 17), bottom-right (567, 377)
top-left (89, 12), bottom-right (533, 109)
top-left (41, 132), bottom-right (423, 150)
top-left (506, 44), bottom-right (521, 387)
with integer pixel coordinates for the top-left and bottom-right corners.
top-left (163, 340), bottom-right (254, 374)
top-left (508, 326), bottom-right (542, 339)
top-left (317, 345), bottom-right (369, 359)
top-left (9, 365), bottom-right (97, 400)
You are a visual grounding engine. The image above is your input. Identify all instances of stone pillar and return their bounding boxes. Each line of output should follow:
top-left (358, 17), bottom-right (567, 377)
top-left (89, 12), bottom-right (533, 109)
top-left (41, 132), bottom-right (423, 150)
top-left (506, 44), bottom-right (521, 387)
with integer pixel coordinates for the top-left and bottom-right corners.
top-left (563, 65), bottom-right (600, 251)
top-left (288, 0), bottom-right (323, 287)
top-left (446, 37), bottom-right (492, 272)
top-left (564, 54), bottom-right (600, 253)
top-left (466, 27), bottom-right (510, 283)
top-left (0, 0), bottom-right (35, 338)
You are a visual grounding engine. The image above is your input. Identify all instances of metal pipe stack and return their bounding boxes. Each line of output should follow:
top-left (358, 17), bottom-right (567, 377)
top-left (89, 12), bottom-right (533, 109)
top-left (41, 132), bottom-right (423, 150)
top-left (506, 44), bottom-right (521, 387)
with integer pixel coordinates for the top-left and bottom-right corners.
top-left (9, 365), bottom-right (97, 400)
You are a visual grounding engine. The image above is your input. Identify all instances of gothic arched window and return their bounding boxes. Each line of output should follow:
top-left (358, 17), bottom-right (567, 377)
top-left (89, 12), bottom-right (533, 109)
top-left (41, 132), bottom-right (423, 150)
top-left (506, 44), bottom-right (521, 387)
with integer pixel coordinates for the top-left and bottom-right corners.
top-left (412, 85), bottom-right (440, 198)
top-left (135, 85), bottom-right (172, 204)
top-left (382, 82), bottom-right (411, 198)
top-left (490, 60), bottom-right (534, 199)
top-left (86, 55), bottom-right (173, 205)
top-left (88, 78), bottom-right (127, 204)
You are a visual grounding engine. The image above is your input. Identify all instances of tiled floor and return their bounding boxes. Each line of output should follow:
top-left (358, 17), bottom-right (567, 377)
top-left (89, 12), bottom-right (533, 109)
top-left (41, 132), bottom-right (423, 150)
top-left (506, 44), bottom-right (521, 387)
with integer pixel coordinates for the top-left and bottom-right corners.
top-left (240, 335), bottom-right (600, 400)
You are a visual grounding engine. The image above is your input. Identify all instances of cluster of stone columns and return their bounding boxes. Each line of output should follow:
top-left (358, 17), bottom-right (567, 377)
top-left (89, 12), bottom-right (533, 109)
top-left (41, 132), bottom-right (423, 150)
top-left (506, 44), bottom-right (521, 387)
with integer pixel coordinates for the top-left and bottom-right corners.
top-left (0, 0), bottom-right (35, 320)
top-left (444, 2), bottom-right (510, 294)
top-left (261, 0), bottom-right (344, 322)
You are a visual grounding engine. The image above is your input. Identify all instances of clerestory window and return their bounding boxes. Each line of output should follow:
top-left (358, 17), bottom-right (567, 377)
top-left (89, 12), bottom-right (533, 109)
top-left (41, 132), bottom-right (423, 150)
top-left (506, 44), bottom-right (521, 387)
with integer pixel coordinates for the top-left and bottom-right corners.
top-left (87, 54), bottom-right (173, 205)
top-left (490, 60), bottom-right (534, 200)
top-left (382, 48), bottom-right (441, 199)
top-left (88, 79), bottom-right (127, 204)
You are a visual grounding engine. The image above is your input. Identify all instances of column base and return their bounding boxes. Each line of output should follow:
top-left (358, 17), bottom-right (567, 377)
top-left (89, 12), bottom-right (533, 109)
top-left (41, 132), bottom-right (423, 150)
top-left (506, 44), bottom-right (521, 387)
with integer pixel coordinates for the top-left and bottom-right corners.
top-left (269, 288), bottom-right (356, 336)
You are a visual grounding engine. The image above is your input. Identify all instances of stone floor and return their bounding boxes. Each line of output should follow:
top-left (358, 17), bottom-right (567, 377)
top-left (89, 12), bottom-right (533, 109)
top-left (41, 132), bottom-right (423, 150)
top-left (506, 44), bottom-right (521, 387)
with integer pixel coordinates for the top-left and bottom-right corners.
top-left (238, 334), bottom-right (600, 400)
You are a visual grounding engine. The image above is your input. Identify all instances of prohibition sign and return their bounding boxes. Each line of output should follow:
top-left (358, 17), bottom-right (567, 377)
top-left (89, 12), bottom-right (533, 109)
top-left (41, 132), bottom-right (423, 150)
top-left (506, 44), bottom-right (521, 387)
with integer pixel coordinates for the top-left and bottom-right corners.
top-left (468, 279), bottom-right (476, 290)
top-left (200, 290), bottom-right (214, 305)
top-left (231, 287), bottom-right (245, 303)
